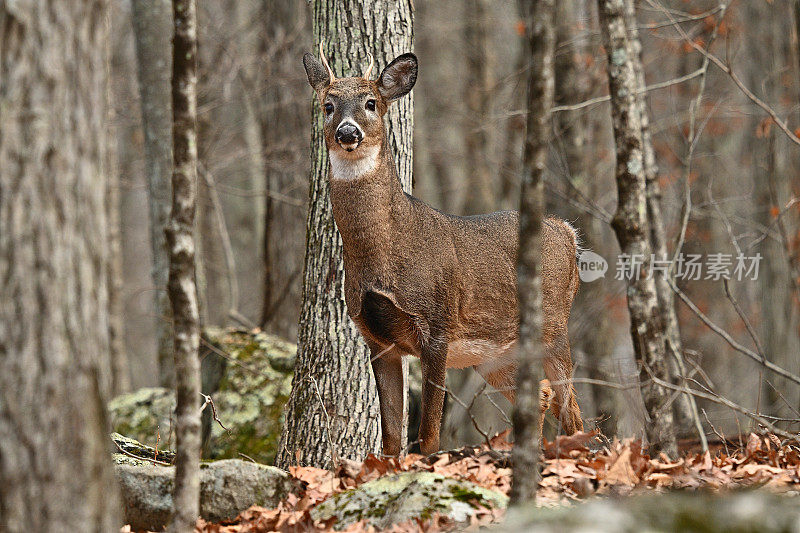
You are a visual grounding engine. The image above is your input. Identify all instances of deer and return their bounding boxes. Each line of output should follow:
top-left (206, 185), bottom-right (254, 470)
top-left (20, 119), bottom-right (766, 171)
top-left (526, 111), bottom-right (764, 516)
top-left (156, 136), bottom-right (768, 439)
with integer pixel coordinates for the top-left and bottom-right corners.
top-left (302, 46), bottom-right (584, 456)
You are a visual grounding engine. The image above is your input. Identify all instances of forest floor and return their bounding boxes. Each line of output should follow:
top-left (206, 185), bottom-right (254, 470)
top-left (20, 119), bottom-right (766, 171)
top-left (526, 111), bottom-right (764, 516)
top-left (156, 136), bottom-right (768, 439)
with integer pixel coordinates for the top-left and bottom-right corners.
top-left (180, 431), bottom-right (800, 532)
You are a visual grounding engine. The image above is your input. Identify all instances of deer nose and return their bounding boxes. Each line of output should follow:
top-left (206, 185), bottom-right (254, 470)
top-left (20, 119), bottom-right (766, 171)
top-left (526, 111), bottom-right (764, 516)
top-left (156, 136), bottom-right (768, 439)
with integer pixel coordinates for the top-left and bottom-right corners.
top-left (336, 123), bottom-right (362, 145)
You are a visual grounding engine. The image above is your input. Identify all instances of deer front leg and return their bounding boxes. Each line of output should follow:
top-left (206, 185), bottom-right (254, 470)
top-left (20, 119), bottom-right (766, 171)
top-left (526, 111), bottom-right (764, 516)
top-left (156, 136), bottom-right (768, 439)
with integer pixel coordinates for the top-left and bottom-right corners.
top-left (419, 338), bottom-right (447, 455)
top-left (370, 343), bottom-right (405, 456)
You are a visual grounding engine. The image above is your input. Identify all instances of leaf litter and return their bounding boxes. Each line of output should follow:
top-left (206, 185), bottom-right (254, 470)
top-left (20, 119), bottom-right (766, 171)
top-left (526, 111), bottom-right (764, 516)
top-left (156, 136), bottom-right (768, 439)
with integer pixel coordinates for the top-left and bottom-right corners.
top-left (123, 430), bottom-right (800, 532)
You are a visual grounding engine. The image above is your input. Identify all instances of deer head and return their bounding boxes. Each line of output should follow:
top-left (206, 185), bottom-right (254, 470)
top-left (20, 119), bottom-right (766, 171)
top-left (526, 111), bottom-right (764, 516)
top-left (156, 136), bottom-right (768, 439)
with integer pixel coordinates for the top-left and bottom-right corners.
top-left (302, 45), bottom-right (417, 172)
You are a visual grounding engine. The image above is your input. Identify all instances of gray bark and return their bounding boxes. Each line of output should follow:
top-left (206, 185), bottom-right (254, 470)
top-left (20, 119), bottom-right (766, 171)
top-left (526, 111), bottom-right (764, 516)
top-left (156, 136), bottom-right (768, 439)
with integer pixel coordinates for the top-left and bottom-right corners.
top-left (597, 0), bottom-right (677, 457)
top-left (752, 1), bottom-right (800, 418)
top-left (168, 0), bottom-right (202, 529)
top-left (258, 0), bottom-right (309, 338)
top-left (511, 0), bottom-right (555, 504)
top-left (131, 0), bottom-right (175, 387)
top-left (107, 109), bottom-right (131, 396)
top-left (0, 2), bottom-right (121, 530)
top-left (276, 0), bottom-right (414, 469)
top-left (622, 0), bottom-right (696, 437)
top-left (462, 0), bottom-right (496, 214)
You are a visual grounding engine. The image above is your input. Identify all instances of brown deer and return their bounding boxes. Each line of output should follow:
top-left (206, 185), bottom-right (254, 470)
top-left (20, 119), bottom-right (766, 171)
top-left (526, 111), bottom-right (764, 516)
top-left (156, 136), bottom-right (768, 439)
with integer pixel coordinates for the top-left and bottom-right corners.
top-left (303, 46), bottom-right (583, 456)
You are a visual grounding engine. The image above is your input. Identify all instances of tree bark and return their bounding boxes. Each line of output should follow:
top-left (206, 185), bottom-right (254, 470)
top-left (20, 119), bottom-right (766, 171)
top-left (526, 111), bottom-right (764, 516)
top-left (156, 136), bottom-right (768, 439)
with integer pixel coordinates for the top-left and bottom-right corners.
top-left (597, 0), bottom-right (677, 457)
top-left (258, 0), bottom-right (309, 337)
top-left (276, 0), bottom-right (414, 469)
top-left (131, 0), bottom-right (175, 387)
top-left (622, 0), bottom-right (696, 437)
top-left (511, 0), bottom-right (555, 504)
top-left (0, 2), bottom-right (121, 531)
top-left (107, 104), bottom-right (131, 396)
top-left (462, 0), bottom-right (496, 214)
top-left (168, 0), bottom-right (202, 529)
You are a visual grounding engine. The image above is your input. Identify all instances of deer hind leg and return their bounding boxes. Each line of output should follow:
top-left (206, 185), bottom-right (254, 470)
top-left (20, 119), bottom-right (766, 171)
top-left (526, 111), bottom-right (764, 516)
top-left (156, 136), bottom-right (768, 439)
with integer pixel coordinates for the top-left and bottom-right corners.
top-left (543, 330), bottom-right (583, 435)
top-left (477, 363), bottom-right (553, 436)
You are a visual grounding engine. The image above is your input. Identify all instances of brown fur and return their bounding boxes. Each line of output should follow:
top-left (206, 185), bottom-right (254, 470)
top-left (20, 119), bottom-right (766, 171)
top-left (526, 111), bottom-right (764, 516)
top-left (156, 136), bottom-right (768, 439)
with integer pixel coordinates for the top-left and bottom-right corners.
top-left (303, 51), bottom-right (583, 455)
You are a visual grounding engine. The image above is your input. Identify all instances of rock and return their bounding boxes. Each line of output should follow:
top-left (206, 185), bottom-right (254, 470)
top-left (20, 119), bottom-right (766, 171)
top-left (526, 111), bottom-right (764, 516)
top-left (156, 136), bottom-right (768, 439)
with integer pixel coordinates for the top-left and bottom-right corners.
top-left (116, 458), bottom-right (300, 531)
top-left (112, 432), bottom-right (175, 466)
top-left (311, 471), bottom-right (508, 530)
top-left (108, 327), bottom-right (295, 464)
top-left (502, 491), bottom-right (800, 532)
top-left (108, 387), bottom-right (175, 450)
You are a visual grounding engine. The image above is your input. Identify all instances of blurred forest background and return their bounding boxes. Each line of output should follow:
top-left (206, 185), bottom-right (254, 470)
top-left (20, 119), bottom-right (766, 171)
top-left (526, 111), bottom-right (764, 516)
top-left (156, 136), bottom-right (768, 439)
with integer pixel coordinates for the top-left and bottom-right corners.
top-left (110, 0), bottom-right (800, 445)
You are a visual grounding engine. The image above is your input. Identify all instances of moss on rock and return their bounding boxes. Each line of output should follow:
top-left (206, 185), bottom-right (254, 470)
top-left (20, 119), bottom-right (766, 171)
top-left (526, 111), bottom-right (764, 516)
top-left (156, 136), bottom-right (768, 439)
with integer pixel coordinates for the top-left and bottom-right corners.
top-left (311, 471), bottom-right (508, 530)
top-left (109, 327), bottom-right (295, 464)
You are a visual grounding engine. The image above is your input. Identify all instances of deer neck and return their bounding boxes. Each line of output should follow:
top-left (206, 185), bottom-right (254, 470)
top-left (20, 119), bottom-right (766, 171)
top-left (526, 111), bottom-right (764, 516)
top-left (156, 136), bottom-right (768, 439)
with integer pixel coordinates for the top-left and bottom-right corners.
top-left (329, 140), bottom-right (409, 279)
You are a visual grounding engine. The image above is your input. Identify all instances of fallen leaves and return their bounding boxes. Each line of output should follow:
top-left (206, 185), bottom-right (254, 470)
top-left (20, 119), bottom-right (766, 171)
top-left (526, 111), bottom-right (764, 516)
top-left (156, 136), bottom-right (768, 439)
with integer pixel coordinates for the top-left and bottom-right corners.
top-left (182, 431), bottom-right (800, 532)
top-left (536, 432), bottom-right (800, 505)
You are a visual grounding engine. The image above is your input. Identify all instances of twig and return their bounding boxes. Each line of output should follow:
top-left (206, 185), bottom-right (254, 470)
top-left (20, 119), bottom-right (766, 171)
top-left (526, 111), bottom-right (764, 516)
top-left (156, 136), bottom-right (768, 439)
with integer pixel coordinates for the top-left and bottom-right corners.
top-left (200, 393), bottom-right (230, 434)
top-left (548, 67), bottom-right (706, 114)
top-left (199, 163), bottom-right (241, 325)
top-left (702, 408), bottom-right (729, 456)
top-left (668, 278), bottom-right (800, 387)
top-left (429, 381), bottom-right (494, 451)
top-left (648, 0), bottom-right (800, 148)
top-left (309, 376), bottom-right (339, 468)
top-left (644, 365), bottom-right (799, 442)
top-left (723, 279), bottom-right (765, 361)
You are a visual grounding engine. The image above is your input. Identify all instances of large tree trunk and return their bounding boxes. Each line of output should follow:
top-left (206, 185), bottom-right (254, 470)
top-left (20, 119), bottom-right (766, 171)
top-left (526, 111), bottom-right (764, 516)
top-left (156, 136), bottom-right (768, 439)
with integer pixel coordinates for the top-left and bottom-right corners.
top-left (511, 0), bottom-right (555, 504)
top-left (168, 0), bottom-right (202, 529)
top-left (276, 0), bottom-right (414, 469)
top-left (597, 0), bottom-right (677, 457)
top-left (461, 0), bottom-right (495, 214)
top-left (131, 0), bottom-right (175, 387)
top-left (0, 3), bottom-right (121, 531)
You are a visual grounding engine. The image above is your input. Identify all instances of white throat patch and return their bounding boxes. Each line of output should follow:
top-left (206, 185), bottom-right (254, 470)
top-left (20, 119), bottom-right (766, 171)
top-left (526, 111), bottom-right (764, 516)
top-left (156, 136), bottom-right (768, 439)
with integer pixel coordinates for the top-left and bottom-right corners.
top-left (329, 146), bottom-right (380, 181)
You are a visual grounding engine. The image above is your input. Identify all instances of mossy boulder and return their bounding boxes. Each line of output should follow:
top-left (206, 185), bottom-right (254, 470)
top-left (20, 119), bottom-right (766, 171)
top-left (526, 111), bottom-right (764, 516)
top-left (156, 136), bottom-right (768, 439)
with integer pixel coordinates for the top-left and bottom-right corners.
top-left (116, 459), bottom-right (299, 530)
top-left (108, 327), bottom-right (295, 464)
top-left (311, 471), bottom-right (508, 530)
top-left (108, 387), bottom-right (175, 450)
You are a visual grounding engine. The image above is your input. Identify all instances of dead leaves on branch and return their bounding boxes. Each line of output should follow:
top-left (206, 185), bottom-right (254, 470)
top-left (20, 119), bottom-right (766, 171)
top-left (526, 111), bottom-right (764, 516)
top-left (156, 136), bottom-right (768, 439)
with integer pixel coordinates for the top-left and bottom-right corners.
top-left (189, 431), bottom-right (800, 532)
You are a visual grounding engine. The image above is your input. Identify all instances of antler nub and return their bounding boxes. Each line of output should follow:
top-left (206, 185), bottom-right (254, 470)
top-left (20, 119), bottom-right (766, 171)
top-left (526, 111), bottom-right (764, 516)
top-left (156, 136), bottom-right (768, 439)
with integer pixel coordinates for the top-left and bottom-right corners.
top-left (363, 52), bottom-right (374, 80)
top-left (319, 42), bottom-right (336, 83)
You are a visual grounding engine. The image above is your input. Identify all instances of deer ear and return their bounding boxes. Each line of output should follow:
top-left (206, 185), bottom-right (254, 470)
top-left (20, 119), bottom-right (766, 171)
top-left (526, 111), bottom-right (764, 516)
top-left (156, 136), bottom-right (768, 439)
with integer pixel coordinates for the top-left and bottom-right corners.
top-left (303, 53), bottom-right (330, 94)
top-left (377, 53), bottom-right (418, 102)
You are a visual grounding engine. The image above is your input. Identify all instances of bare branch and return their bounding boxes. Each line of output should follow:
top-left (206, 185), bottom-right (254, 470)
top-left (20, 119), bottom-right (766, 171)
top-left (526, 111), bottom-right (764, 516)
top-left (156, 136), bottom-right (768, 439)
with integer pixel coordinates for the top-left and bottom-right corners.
top-left (668, 278), bottom-right (800, 387)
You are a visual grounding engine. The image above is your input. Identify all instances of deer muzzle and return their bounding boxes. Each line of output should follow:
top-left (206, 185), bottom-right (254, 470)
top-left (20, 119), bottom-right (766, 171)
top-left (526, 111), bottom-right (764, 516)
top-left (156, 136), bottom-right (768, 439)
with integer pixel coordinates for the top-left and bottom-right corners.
top-left (335, 122), bottom-right (363, 151)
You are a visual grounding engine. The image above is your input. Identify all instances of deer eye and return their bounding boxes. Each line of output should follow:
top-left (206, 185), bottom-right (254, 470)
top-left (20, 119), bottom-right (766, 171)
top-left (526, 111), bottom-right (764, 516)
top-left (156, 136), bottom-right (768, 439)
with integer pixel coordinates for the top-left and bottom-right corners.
top-left (365, 99), bottom-right (376, 112)
top-left (323, 102), bottom-right (334, 115)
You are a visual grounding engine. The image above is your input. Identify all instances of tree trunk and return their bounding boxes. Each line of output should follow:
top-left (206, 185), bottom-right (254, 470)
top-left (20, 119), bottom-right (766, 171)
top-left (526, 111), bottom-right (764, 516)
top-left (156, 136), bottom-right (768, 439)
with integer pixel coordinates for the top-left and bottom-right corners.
top-left (258, 0), bottom-right (309, 338)
top-left (597, 0), bottom-right (677, 457)
top-left (622, 0), bottom-right (697, 438)
top-left (552, 0), bottom-right (619, 438)
top-left (276, 0), bottom-right (414, 469)
top-left (107, 107), bottom-right (131, 396)
top-left (168, 0), bottom-right (202, 529)
top-left (511, 0), bottom-right (555, 504)
top-left (0, 3), bottom-right (121, 531)
top-left (462, 0), bottom-right (495, 214)
top-left (131, 0), bottom-right (175, 387)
